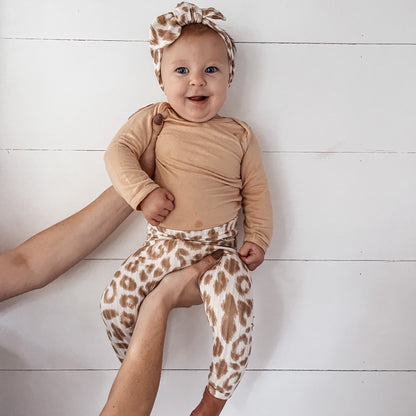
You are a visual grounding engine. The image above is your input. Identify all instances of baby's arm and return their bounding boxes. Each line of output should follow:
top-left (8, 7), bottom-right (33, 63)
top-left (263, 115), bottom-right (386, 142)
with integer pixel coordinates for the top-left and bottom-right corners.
top-left (136, 113), bottom-right (175, 225)
top-left (138, 113), bottom-right (163, 179)
top-left (105, 106), bottom-right (174, 221)
top-left (239, 125), bottom-right (273, 270)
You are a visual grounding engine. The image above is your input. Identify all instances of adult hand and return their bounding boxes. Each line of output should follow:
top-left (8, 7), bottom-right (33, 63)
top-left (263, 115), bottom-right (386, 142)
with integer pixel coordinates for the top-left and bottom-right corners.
top-left (155, 249), bottom-right (224, 309)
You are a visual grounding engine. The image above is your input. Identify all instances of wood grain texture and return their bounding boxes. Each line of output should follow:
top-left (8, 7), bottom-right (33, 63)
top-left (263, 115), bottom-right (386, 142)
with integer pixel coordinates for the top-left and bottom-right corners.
top-left (1, 151), bottom-right (415, 260)
top-left (1, 370), bottom-right (415, 416)
top-left (1, 260), bottom-right (415, 371)
top-left (1, 0), bottom-right (415, 42)
top-left (1, 41), bottom-right (415, 152)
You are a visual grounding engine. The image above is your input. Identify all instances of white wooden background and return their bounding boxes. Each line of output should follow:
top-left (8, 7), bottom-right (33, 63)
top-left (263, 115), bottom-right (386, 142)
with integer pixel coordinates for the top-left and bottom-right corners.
top-left (1, 1), bottom-right (416, 415)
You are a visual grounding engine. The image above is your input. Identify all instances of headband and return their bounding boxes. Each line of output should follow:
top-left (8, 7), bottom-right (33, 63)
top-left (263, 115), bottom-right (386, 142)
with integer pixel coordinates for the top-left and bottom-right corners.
top-left (149, 2), bottom-right (235, 88)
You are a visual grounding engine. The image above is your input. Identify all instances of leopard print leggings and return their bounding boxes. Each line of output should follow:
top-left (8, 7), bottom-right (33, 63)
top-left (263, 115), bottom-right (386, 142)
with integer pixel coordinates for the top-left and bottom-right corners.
top-left (100, 217), bottom-right (254, 400)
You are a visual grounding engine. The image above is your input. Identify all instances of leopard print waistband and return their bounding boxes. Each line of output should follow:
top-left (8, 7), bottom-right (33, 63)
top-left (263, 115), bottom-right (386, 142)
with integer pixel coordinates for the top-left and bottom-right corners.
top-left (147, 217), bottom-right (238, 248)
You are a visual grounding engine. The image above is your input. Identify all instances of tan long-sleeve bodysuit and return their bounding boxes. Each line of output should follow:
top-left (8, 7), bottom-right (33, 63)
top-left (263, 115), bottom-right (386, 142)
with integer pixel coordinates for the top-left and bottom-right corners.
top-left (100, 102), bottom-right (273, 399)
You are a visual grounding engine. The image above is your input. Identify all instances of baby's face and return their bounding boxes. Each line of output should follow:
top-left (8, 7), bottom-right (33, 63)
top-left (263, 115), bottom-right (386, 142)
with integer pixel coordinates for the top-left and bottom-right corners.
top-left (160, 30), bottom-right (229, 123)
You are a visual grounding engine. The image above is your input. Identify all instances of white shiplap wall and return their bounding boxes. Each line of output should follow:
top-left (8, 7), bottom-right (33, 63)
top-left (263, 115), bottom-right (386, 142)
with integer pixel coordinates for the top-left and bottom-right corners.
top-left (1, 1), bottom-right (416, 415)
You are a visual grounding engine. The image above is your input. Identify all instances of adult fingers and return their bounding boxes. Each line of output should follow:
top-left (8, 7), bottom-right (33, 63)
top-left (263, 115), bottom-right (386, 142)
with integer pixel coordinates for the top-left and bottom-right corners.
top-left (191, 250), bottom-right (224, 279)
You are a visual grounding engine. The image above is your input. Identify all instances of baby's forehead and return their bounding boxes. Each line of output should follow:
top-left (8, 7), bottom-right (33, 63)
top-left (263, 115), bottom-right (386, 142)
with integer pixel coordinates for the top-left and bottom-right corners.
top-left (171, 27), bottom-right (225, 46)
top-left (180, 22), bottom-right (219, 36)
top-left (163, 30), bottom-right (228, 56)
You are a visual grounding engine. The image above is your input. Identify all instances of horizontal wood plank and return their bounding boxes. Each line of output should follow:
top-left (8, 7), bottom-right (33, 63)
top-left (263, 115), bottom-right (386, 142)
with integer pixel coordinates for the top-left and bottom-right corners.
top-left (1, 260), bottom-right (415, 370)
top-left (1, 0), bottom-right (415, 43)
top-left (1, 150), bottom-right (415, 260)
top-left (1, 369), bottom-right (415, 416)
top-left (1, 40), bottom-right (415, 152)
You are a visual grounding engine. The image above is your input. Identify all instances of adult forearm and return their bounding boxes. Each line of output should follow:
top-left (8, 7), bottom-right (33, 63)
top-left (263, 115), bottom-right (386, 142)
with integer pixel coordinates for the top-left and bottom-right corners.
top-left (0, 186), bottom-right (132, 301)
top-left (100, 292), bottom-right (170, 416)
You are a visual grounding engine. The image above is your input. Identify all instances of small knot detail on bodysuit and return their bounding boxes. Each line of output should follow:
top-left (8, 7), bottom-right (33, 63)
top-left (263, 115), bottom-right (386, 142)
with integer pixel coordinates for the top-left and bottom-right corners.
top-left (153, 113), bottom-right (163, 125)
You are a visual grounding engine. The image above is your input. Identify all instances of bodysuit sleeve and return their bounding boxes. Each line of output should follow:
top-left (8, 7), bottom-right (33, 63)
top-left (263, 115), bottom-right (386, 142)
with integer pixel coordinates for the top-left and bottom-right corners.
top-left (240, 124), bottom-right (273, 253)
top-left (104, 104), bottom-right (162, 210)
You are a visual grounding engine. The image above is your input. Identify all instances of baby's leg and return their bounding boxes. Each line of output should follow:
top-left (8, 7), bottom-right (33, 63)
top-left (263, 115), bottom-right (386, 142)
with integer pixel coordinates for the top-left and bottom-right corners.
top-left (100, 237), bottom-right (184, 361)
top-left (199, 250), bottom-right (254, 401)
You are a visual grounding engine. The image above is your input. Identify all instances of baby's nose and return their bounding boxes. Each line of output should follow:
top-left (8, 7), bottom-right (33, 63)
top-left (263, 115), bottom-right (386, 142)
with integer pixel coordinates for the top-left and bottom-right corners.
top-left (190, 72), bottom-right (206, 86)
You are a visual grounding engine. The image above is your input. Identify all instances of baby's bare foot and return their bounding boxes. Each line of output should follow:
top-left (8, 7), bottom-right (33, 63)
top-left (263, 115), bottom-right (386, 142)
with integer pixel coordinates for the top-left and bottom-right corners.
top-left (190, 387), bottom-right (227, 416)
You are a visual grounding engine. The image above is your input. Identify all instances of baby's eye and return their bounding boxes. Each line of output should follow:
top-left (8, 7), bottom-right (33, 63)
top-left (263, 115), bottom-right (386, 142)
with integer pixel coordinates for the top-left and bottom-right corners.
top-left (175, 67), bottom-right (189, 74)
top-left (205, 66), bottom-right (218, 74)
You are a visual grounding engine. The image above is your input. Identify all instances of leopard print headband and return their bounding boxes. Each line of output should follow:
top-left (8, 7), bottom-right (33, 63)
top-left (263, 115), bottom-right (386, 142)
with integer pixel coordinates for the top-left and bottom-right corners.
top-left (149, 2), bottom-right (235, 88)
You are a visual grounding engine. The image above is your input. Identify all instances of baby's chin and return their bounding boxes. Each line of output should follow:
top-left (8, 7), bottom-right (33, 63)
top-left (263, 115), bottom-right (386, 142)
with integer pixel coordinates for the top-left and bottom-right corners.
top-left (170, 100), bottom-right (223, 123)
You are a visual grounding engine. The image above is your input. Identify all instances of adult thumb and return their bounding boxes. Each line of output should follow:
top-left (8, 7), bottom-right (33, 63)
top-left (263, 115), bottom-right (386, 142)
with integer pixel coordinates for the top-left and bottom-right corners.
top-left (193, 250), bottom-right (224, 280)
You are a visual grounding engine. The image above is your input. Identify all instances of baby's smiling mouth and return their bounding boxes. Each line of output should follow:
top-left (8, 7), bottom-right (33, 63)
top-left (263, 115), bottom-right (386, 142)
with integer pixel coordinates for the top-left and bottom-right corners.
top-left (188, 96), bottom-right (208, 102)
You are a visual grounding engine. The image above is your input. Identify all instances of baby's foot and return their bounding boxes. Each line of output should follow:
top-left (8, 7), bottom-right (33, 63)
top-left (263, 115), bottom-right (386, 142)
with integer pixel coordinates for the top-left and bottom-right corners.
top-left (190, 387), bottom-right (227, 416)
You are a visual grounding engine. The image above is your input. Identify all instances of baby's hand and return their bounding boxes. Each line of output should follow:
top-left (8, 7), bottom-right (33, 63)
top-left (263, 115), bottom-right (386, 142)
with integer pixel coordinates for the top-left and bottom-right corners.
top-left (139, 188), bottom-right (175, 226)
top-left (239, 241), bottom-right (265, 271)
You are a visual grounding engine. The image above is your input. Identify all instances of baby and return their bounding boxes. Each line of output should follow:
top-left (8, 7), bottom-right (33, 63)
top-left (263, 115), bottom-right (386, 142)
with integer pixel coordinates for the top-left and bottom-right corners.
top-left (100, 2), bottom-right (273, 414)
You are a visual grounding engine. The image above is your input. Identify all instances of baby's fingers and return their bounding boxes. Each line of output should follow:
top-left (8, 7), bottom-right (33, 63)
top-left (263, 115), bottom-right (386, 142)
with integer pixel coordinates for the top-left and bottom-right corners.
top-left (148, 218), bottom-right (161, 226)
top-left (244, 258), bottom-right (261, 271)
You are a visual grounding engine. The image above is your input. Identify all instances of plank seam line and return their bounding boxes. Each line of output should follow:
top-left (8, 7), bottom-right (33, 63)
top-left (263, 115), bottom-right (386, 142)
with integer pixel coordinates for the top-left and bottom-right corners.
top-left (80, 258), bottom-right (416, 263)
top-left (1, 368), bottom-right (415, 373)
top-left (0, 148), bottom-right (105, 152)
top-left (264, 259), bottom-right (416, 263)
top-left (263, 151), bottom-right (416, 155)
top-left (2, 149), bottom-right (416, 155)
top-left (1, 37), bottom-right (415, 46)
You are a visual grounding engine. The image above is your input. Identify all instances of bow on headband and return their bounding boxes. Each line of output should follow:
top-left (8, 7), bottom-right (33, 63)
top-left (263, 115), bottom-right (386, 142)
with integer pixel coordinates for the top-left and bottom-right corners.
top-left (149, 2), bottom-right (235, 88)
